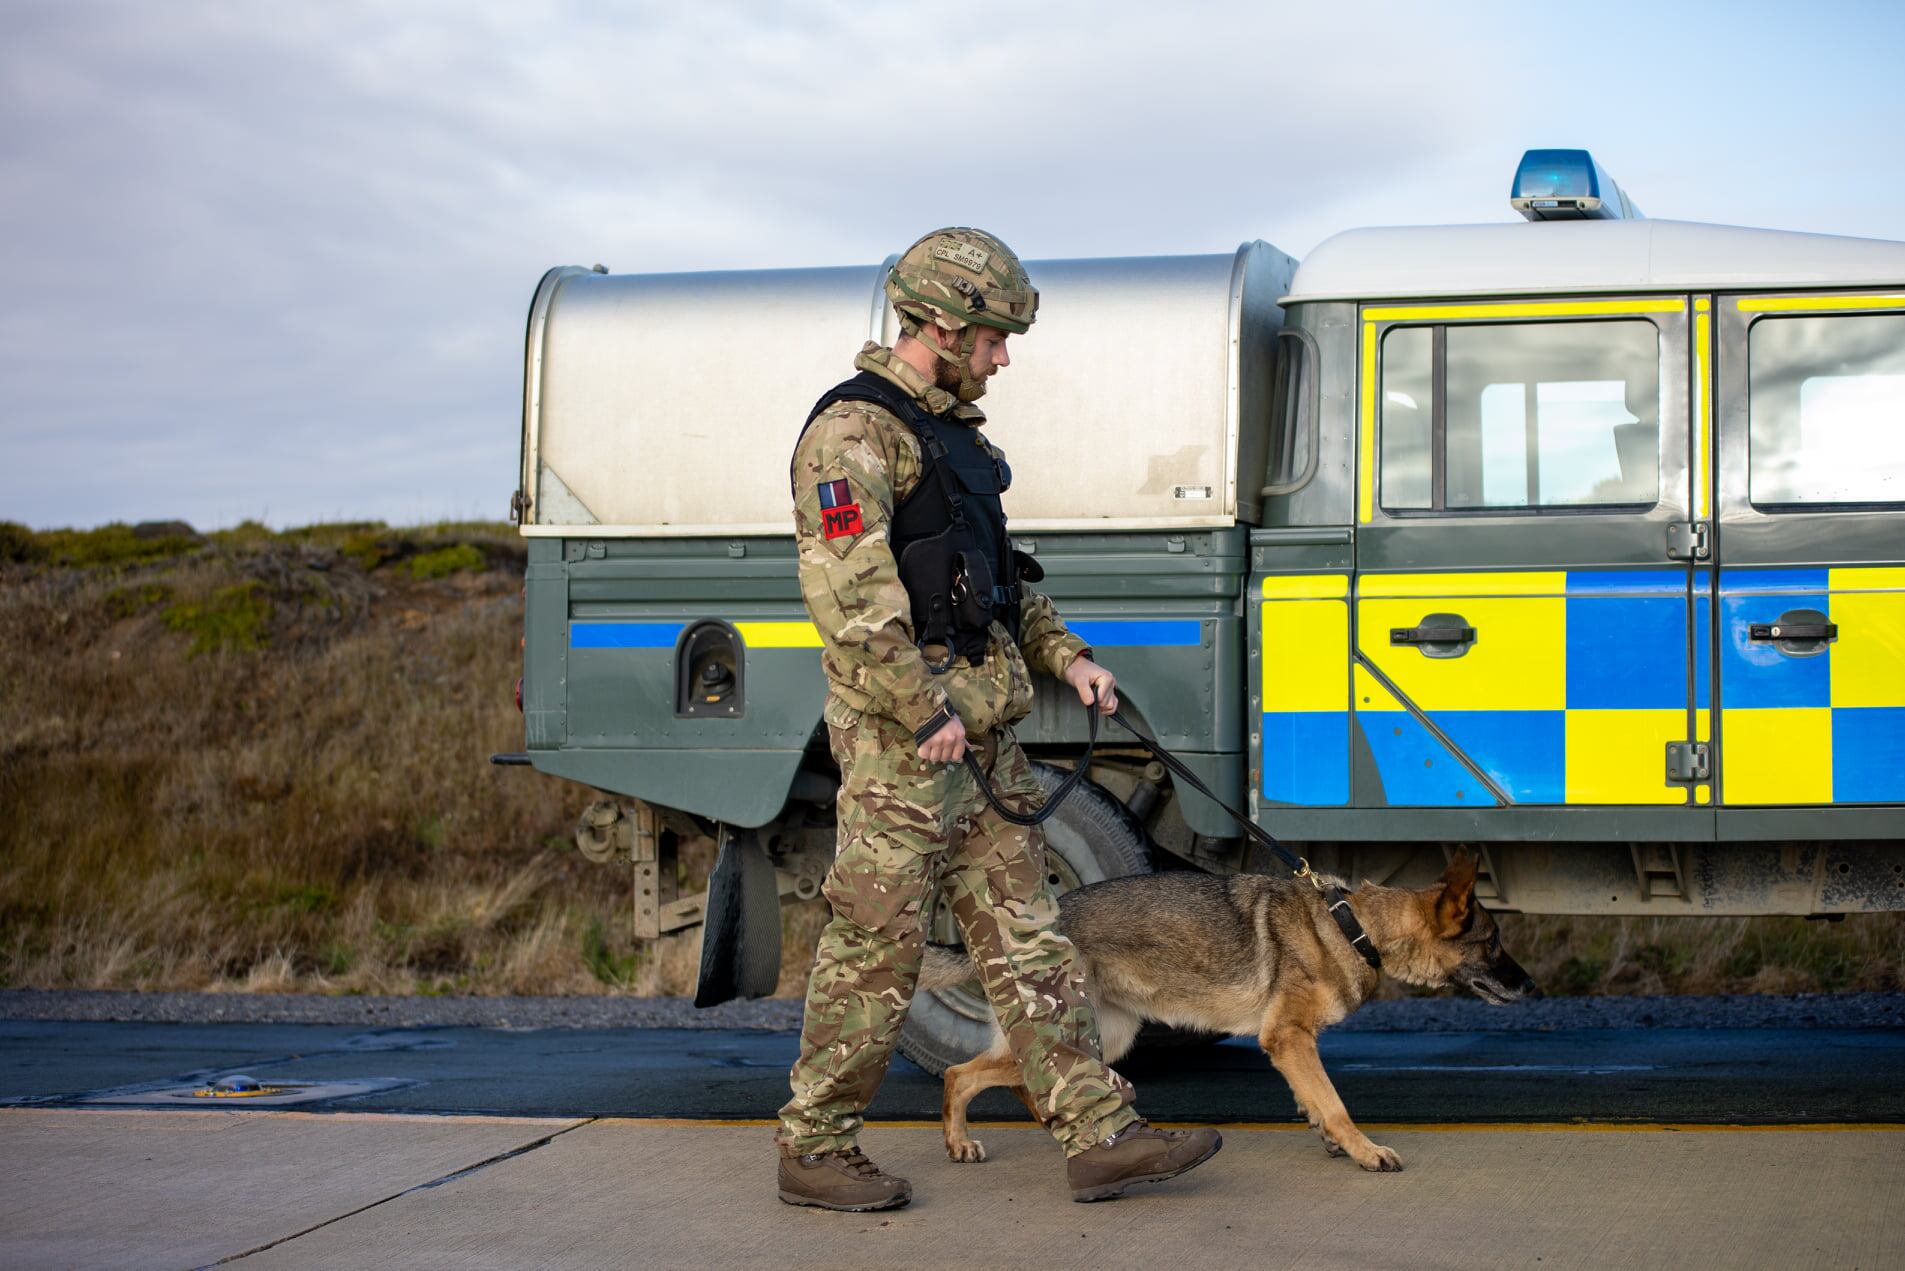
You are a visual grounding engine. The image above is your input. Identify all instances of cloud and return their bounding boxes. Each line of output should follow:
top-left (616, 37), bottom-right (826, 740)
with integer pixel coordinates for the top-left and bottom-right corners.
top-left (1, 0), bottom-right (1900, 529)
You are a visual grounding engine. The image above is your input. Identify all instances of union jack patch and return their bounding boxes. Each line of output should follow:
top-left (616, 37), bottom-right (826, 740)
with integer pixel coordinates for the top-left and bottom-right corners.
top-left (816, 478), bottom-right (863, 540)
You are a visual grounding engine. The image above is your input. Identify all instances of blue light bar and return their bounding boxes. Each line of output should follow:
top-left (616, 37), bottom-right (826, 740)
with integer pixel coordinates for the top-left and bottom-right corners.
top-left (1510, 149), bottom-right (1642, 222)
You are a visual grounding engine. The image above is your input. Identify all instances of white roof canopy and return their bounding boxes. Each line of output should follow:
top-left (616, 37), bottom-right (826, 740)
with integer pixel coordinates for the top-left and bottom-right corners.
top-left (1284, 219), bottom-right (1905, 303)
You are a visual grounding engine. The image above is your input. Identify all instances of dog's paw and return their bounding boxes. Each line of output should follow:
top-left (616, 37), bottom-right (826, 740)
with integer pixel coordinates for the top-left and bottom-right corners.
top-left (946, 1138), bottom-right (988, 1164)
top-left (1352, 1142), bottom-right (1402, 1172)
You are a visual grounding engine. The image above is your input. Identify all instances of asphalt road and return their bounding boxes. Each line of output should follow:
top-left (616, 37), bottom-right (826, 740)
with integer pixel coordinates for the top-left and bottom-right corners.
top-left (4, 1017), bottom-right (1902, 1124)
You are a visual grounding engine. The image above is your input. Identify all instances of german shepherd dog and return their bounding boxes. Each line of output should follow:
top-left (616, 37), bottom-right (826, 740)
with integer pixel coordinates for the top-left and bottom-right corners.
top-left (918, 850), bottom-right (1538, 1172)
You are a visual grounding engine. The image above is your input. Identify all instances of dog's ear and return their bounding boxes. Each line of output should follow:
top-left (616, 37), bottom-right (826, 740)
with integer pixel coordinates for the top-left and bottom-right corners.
top-left (1435, 850), bottom-right (1477, 936)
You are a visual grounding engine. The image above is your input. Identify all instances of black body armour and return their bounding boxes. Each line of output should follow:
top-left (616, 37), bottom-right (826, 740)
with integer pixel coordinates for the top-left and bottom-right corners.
top-left (795, 371), bottom-right (1041, 670)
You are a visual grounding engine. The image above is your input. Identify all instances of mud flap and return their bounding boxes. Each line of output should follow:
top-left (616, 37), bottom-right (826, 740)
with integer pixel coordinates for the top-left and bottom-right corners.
top-left (693, 827), bottom-right (783, 1007)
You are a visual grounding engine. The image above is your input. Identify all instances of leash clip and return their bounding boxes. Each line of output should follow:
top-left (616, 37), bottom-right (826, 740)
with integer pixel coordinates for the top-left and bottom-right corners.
top-left (1293, 860), bottom-right (1324, 891)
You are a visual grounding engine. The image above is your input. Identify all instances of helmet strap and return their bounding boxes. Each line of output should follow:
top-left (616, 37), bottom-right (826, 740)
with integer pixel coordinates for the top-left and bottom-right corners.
top-left (899, 314), bottom-right (990, 403)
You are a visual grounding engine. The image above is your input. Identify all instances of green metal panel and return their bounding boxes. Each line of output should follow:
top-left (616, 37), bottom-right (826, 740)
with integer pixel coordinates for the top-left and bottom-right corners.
top-left (520, 530), bottom-right (1251, 830)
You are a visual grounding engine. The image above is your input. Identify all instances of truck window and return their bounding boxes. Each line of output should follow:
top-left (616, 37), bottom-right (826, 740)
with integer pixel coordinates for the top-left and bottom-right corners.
top-left (1748, 311), bottom-right (1905, 507)
top-left (1380, 319), bottom-right (1660, 512)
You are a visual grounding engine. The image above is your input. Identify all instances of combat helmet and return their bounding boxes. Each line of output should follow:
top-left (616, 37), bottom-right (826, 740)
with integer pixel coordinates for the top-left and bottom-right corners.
top-left (886, 227), bottom-right (1039, 402)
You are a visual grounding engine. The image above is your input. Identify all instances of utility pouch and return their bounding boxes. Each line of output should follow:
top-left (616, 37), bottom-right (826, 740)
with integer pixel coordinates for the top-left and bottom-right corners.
top-left (1012, 547), bottom-right (1044, 584)
top-left (898, 530), bottom-right (960, 661)
top-left (951, 550), bottom-right (998, 631)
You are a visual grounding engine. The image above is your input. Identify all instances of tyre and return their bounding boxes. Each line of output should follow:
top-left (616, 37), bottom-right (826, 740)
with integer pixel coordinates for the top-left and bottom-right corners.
top-left (897, 762), bottom-right (1154, 1078)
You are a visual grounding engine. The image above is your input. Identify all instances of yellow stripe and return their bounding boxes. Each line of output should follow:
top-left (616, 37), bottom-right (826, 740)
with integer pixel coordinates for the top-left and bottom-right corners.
top-left (1261, 574), bottom-right (1349, 599)
top-left (1694, 308), bottom-right (1712, 520)
top-left (597, 1116), bottom-right (1905, 1134)
top-left (1363, 298), bottom-right (1684, 321)
top-left (1358, 322), bottom-right (1376, 523)
top-left (1737, 294), bottom-right (1905, 313)
top-left (734, 621), bottom-right (822, 649)
top-left (1694, 297), bottom-right (1711, 312)
top-left (1359, 571), bottom-right (1566, 597)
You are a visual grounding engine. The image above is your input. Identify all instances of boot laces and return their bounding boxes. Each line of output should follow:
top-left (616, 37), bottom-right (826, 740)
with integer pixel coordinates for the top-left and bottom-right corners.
top-left (832, 1148), bottom-right (881, 1179)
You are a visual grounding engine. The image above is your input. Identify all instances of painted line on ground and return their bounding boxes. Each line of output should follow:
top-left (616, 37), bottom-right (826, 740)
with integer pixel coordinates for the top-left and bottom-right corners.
top-left (607, 1117), bottom-right (1905, 1134)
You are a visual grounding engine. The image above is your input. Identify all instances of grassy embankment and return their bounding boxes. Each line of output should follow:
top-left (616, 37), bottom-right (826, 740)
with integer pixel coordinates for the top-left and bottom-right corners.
top-left (0, 519), bottom-right (1899, 1000)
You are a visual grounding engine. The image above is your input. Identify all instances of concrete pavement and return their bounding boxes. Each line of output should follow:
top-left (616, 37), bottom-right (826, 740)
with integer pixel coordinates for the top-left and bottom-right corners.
top-left (4, 1110), bottom-right (1900, 1269)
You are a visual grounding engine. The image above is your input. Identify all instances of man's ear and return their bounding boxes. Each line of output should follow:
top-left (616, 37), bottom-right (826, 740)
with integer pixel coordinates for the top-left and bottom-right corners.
top-left (1435, 849), bottom-right (1477, 936)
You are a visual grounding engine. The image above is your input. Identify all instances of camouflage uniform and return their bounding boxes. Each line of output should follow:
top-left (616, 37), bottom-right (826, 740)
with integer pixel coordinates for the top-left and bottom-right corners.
top-left (776, 343), bottom-right (1139, 1158)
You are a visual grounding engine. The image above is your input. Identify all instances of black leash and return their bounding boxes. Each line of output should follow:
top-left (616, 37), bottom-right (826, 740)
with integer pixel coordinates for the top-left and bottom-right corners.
top-left (959, 688), bottom-right (1101, 828)
top-left (959, 695), bottom-right (1382, 971)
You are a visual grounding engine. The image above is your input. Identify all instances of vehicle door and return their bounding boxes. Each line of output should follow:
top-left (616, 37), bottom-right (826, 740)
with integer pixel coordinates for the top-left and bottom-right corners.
top-left (1711, 291), bottom-right (1905, 814)
top-left (1349, 298), bottom-right (1704, 823)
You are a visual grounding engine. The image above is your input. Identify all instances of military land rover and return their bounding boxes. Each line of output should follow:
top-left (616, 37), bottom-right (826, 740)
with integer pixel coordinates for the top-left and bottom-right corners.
top-left (498, 150), bottom-right (1905, 1070)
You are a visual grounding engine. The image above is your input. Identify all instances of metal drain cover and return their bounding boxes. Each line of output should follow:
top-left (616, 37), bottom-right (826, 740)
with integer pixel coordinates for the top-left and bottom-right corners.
top-left (80, 1076), bottom-right (415, 1107)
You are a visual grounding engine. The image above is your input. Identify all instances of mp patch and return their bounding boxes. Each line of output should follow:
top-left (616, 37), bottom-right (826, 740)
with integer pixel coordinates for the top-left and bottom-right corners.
top-left (817, 477), bottom-right (864, 540)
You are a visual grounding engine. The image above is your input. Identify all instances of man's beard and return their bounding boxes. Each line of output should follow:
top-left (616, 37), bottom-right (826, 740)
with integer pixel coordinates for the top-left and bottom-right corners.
top-left (934, 344), bottom-right (988, 402)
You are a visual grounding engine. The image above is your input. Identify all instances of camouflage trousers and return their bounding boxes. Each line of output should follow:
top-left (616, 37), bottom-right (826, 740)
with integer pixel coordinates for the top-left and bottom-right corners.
top-left (776, 704), bottom-right (1138, 1158)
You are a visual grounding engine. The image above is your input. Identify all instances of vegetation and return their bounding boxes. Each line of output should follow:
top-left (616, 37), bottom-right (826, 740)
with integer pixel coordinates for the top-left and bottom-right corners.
top-left (0, 519), bottom-right (1898, 999)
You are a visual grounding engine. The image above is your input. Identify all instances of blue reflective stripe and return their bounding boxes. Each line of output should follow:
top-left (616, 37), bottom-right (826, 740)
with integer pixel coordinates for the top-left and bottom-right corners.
top-left (1068, 620), bottom-right (1201, 648)
top-left (1564, 569), bottom-right (1685, 594)
top-left (570, 622), bottom-right (685, 649)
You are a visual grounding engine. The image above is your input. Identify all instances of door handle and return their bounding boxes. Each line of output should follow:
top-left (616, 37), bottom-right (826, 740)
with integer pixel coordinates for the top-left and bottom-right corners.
top-left (1392, 624), bottom-right (1477, 645)
top-left (1749, 622), bottom-right (1837, 642)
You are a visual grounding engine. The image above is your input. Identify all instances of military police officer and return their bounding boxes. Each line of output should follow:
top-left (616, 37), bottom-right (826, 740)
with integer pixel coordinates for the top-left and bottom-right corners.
top-left (776, 228), bottom-right (1222, 1209)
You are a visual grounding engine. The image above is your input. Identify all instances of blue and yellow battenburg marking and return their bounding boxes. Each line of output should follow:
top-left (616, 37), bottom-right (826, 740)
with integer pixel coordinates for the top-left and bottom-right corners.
top-left (1354, 569), bottom-right (1693, 807)
top-left (1260, 569), bottom-right (1715, 807)
top-left (1718, 567), bottom-right (1905, 805)
top-left (1258, 575), bottom-right (1352, 805)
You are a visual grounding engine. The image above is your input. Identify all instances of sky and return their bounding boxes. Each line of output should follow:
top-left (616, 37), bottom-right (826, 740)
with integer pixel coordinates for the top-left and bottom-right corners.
top-left (5, 0), bottom-right (1903, 531)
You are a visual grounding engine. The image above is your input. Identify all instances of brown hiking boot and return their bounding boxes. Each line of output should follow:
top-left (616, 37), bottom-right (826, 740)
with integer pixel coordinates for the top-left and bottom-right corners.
top-left (1067, 1121), bottom-right (1222, 1202)
top-left (777, 1147), bottom-right (912, 1212)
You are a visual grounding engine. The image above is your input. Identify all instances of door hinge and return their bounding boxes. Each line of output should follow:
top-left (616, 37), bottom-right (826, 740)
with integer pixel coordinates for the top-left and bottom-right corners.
top-left (1665, 740), bottom-right (1710, 783)
top-left (509, 488), bottom-right (529, 524)
top-left (1666, 521), bottom-right (1710, 561)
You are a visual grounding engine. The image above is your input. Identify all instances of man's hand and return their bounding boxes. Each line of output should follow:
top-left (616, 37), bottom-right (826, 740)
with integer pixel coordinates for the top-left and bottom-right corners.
top-left (918, 713), bottom-right (969, 764)
top-left (1062, 656), bottom-right (1118, 714)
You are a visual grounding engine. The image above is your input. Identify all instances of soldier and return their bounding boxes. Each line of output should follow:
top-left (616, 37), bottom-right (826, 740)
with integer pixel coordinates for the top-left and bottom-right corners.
top-left (776, 227), bottom-right (1222, 1209)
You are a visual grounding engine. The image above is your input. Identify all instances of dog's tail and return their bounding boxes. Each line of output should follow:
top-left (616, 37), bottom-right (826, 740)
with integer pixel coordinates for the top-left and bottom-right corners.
top-left (919, 941), bottom-right (977, 992)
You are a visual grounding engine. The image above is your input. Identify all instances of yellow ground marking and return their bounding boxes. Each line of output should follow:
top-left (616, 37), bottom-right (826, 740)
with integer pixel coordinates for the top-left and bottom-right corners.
top-left (1359, 571), bottom-right (1566, 598)
top-left (0, 1108), bottom-right (582, 1126)
top-left (597, 1116), bottom-right (1905, 1134)
top-left (734, 620), bottom-right (822, 648)
top-left (28, 1110), bottom-right (1890, 1135)
top-left (1737, 294), bottom-right (1905, 312)
top-left (1363, 299), bottom-right (1684, 321)
top-left (1261, 574), bottom-right (1349, 599)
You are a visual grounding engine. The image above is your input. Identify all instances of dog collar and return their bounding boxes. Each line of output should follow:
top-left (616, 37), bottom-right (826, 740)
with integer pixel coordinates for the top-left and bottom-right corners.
top-left (1323, 884), bottom-right (1383, 971)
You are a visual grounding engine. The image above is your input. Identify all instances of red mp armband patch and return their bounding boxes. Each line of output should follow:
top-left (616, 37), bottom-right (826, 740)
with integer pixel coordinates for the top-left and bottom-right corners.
top-left (817, 478), bottom-right (864, 540)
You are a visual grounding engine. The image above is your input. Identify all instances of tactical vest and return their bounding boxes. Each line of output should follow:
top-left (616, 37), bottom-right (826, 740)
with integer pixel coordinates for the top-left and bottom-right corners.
top-left (795, 371), bottom-right (1040, 668)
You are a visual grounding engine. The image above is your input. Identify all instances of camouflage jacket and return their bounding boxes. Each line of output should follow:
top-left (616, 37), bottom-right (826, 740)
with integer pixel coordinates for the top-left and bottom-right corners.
top-left (792, 342), bottom-right (1091, 740)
